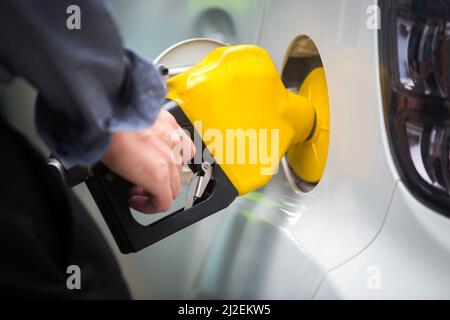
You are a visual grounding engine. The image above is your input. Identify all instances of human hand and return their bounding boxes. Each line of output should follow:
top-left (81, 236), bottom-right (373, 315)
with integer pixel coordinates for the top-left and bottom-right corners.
top-left (101, 109), bottom-right (195, 213)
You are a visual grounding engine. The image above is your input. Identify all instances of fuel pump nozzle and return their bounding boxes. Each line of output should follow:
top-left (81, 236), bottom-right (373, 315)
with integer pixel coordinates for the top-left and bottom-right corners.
top-left (50, 44), bottom-right (327, 253)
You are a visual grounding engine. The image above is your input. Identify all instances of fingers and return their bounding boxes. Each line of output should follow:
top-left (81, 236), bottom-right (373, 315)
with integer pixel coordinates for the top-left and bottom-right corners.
top-left (129, 163), bottom-right (183, 213)
top-left (140, 169), bottom-right (173, 213)
top-left (162, 109), bottom-right (196, 163)
top-left (129, 182), bottom-right (179, 214)
top-left (142, 144), bottom-right (176, 213)
top-left (146, 188), bottom-right (173, 213)
top-left (128, 194), bottom-right (151, 213)
top-left (179, 128), bottom-right (196, 162)
top-left (129, 185), bottom-right (147, 197)
top-left (102, 109), bottom-right (197, 215)
top-left (130, 139), bottom-right (180, 213)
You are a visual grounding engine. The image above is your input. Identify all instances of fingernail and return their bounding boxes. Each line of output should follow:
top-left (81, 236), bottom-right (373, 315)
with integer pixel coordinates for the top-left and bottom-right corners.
top-left (170, 131), bottom-right (182, 143)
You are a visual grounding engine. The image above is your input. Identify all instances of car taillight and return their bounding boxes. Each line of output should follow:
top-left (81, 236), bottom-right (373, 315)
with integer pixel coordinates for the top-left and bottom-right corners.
top-left (380, 0), bottom-right (450, 215)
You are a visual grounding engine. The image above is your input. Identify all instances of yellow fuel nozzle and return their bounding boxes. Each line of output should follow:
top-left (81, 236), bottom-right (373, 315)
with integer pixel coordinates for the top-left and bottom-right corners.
top-left (167, 45), bottom-right (327, 195)
top-left (282, 91), bottom-right (316, 144)
top-left (72, 44), bottom-right (329, 253)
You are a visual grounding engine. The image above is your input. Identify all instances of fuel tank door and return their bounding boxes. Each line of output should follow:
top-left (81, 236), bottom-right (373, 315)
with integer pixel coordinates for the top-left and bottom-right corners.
top-left (281, 36), bottom-right (331, 193)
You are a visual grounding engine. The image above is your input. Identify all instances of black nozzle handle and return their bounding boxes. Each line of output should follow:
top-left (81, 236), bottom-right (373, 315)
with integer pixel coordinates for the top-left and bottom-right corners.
top-left (84, 101), bottom-right (238, 253)
top-left (85, 160), bottom-right (237, 253)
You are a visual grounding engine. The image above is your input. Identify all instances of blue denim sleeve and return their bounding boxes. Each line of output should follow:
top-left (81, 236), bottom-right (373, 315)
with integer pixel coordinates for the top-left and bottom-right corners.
top-left (35, 48), bottom-right (166, 166)
top-left (0, 0), bottom-right (166, 166)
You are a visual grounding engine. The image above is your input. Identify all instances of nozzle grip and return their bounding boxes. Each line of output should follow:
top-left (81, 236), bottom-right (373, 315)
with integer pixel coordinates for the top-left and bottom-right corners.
top-left (85, 160), bottom-right (237, 254)
top-left (83, 101), bottom-right (238, 253)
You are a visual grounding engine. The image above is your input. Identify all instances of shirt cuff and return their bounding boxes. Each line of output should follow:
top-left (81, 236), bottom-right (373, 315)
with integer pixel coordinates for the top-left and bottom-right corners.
top-left (36, 49), bottom-right (166, 167)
